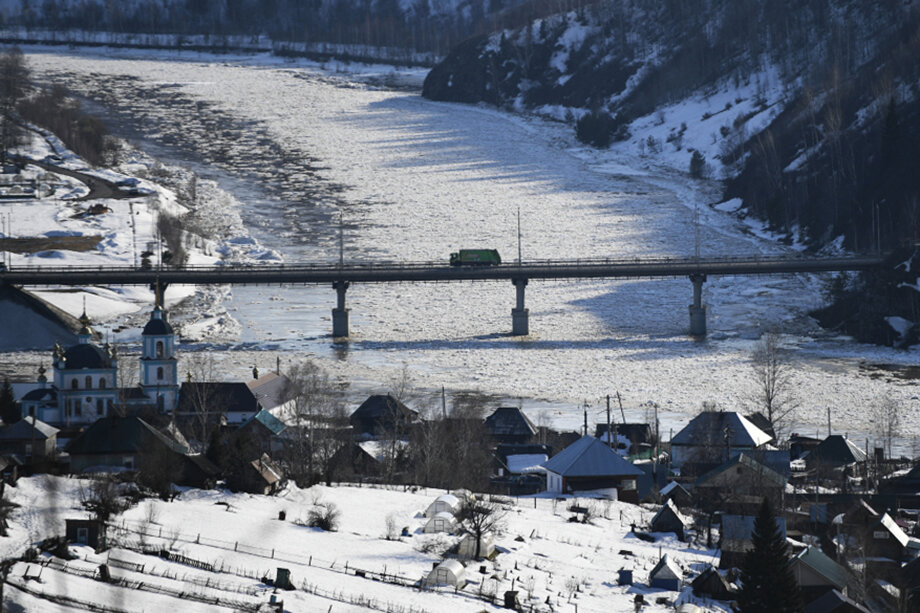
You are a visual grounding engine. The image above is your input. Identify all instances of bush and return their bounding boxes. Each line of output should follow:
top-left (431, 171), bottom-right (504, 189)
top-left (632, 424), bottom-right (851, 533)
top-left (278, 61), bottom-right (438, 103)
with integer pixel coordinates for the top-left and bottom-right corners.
top-left (307, 502), bottom-right (340, 531)
top-left (575, 111), bottom-right (625, 148)
top-left (689, 150), bottom-right (706, 178)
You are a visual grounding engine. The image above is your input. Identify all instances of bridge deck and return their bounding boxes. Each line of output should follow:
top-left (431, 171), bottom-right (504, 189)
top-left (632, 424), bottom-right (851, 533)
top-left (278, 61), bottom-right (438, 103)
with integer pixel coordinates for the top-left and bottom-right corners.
top-left (0, 254), bottom-right (886, 286)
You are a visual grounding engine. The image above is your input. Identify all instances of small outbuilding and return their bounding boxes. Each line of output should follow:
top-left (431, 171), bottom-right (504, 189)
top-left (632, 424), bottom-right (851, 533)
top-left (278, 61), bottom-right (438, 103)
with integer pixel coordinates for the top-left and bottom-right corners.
top-left (425, 494), bottom-right (460, 518)
top-left (691, 565), bottom-right (737, 600)
top-left (648, 553), bottom-right (682, 591)
top-left (659, 481), bottom-right (692, 509)
top-left (650, 499), bottom-right (691, 541)
top-left (65, 518), bottom-right (105, 550)
top-left (423, 511), bottom-right (458, 534)
top-left (424, 559), bottom-right (465, 587)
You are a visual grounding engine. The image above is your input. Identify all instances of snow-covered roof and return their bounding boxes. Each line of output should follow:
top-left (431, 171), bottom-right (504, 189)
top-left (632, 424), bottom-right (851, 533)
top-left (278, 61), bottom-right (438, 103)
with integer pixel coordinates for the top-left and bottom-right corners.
top-left (507, 453), bottom-right (548, 474)
top-left (541, 435), bottom-right (643, 478)
top-left (434, 494), bottom-right (459, 506)
top-left (649, 554), bottom-right (681, 581)
top-left (0, 416), bottom-right (59, 440)
top-left (671, 411), bottom-right (772, 447)
top-left (875, 513), bottom-right (910, 548)
top-left (651, 499), bottom-right (691, 528)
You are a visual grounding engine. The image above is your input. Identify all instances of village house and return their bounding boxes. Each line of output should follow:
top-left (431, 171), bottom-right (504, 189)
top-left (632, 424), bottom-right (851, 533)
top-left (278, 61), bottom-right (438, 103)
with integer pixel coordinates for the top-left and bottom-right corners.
top-left (805, 434), bottom-right (868, 474)
top-left (648, 553), bottom-right (682, 591)
top-left (483, 406), bottom-right (537, 444)
top-left (349, 394), bottom-right (418, 438)
top-left (720, 513), bottom-right (786, 569)
top-left (669, 411), bottom-right (772, 476)
top-left (541, 435), bottom-right (643, 502)
top-left (693, 453), bottom-right (787, 514)
top-left (0, 416), bottom-right (58, 461)
top-left (790, 546), bottom-right (852, 606)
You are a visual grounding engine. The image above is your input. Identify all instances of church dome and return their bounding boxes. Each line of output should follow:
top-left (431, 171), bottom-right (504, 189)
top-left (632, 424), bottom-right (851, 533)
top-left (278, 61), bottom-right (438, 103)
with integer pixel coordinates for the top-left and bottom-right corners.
top-left (142, 306), bottom-right (174, 336)
top-left (61, 343), bottom-right (112, 370)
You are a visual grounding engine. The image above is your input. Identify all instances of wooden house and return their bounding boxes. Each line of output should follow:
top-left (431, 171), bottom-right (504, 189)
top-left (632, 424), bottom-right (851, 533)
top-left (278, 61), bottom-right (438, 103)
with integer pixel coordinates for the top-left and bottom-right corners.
top-left (805, 435), bottom-right (867, 472)
top-left (791, 546), bottom-right (851, 605)
top-left (65, 415), bottom-right (188, 473)
top-left (541, 435), bottom-right (643, 502)
top-left (232, 453), bottom-right (284, 495)
top-left (349, 394), bottom-right (418, 438)
top-left (669, 411), bottom-right (772, 475)
top-left (484, 407), bottom-right (537, 444)
top-left (694, 453), bottom-right (787, 514)
top-left (0, 416), bottom-right (59, 459)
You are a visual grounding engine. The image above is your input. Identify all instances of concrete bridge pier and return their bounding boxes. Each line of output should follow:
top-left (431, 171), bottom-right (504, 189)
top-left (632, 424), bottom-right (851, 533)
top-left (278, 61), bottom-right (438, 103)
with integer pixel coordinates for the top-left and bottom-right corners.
top-left (512, 278), bottom-right (529, 336)
top-left (332, 280), bottom-right (350, 338)
top-left (688, 273), bottom-right (706, 336)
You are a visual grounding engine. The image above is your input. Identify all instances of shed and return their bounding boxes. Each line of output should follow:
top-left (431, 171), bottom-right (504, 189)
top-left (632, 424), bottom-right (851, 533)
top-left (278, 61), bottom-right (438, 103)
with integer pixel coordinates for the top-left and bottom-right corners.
top-left (425, 494), bottom-right (460, 518)
top-left (650, 499), bottom-right (691, 540)
top-left (457, 532), bottom-right (495, 559)
top-left (423, 511), bottom-right (457, 534)
top-left (659, 481), bottom-right (692, 509)
top-left (65, 518), bottom-right (105, 550)
top-left (690, 565), bottom-right (736, 600)
top-left (648, 553), bottom-right (682, 591)
top-left (424, 559), bottom-right (465, 587)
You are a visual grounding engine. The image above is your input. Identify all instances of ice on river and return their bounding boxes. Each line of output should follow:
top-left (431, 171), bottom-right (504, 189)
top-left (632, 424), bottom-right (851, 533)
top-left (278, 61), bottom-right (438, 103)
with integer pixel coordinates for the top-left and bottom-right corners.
top-left (19, 49), bottom-right (920, 449)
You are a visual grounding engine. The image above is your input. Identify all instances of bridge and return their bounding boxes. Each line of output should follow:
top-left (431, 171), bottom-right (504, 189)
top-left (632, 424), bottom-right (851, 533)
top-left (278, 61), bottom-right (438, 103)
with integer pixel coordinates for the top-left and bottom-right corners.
top-left (0, 253), bottom-right (887, 337)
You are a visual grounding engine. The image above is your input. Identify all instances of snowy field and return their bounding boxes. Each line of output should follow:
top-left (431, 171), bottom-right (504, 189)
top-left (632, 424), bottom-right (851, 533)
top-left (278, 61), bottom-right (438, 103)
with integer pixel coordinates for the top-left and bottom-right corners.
top-left (2, 476), bottom-right (723, 613)
top-left (3, 48), bottom-right (918, 451)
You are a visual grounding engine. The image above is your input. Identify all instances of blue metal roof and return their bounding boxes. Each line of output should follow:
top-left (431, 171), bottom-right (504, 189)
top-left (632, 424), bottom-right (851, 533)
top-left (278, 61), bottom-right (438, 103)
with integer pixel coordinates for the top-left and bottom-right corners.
top-left (541, 435), bottom-right (643, 478)
top-left (242, 409), bottom-right (286, 435)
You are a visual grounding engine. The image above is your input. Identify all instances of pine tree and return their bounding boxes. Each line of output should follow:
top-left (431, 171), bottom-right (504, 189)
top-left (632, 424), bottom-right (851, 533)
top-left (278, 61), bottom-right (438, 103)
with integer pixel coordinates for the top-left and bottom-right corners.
top-left (738, 497), bottom-right (803, 613)
top-left (0, 378), bottom-right (19, 425)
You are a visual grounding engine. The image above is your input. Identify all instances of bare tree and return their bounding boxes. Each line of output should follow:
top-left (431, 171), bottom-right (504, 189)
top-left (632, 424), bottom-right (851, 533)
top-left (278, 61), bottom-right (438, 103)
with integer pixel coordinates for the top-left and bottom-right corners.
top-left (283, 360), bottom-right (347, 486)
top-left (873, 396), bottom-right (901, 460)
top-left (80, 475), bottom-right (126, 524)
top-left (182, 354), bottom-right (224, 451)
top-left (750, 331), bottom-right (797, 438)
top-left (457, 497), bottom-right (506, 559)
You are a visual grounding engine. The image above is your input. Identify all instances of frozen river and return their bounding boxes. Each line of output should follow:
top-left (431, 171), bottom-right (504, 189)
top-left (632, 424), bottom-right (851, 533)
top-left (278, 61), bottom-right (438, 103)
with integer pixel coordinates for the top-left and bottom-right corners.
top-left (16, 48), bottom-right (920, 449)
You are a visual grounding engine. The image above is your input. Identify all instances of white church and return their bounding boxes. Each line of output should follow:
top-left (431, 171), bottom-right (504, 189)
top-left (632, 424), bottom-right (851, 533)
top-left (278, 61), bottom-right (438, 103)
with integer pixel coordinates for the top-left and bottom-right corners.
top-left (20, 304), bottom-right (179, 427)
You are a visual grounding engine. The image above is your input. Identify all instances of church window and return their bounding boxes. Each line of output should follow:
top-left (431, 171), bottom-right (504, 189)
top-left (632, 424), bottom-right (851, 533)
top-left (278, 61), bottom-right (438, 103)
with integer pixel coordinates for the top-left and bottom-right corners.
top-left (99, 379), bottom-right (106, 389)
top-left (85, 376), bottom-right (93, 389)
top-left (97, 399), bottom-right (104, 414)
top-left (157, 367), bottom-right (164, 380)
top-left (156, 341), bottom-right (164, 358)
top-left (71, 379), bottom-right (78, 390)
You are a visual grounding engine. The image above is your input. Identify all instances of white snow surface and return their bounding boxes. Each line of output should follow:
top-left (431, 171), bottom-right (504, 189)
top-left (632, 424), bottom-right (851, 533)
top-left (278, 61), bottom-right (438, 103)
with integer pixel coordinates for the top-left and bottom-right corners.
top-left (2, 476), bottom-right (725, 613)
top-left (4, 48), bottom-right (919, 454)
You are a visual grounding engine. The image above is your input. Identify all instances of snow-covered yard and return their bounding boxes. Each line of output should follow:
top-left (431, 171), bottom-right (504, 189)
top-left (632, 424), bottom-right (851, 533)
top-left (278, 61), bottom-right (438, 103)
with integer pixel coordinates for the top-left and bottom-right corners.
top-left (1, 476), bottom-right (726, 612)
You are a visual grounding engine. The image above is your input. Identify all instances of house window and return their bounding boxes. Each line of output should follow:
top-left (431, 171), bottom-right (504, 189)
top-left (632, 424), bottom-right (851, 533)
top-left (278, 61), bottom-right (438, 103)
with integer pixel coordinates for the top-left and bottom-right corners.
top-left (157, 367), bottom-right (164, 380)
top-left (24, 443), bottom-right (32, 456)
top-left (85, 376), bottom-right (93, 389)
top-left (156, 341), bottom-right (164, 358)
top-left (76, 527), bottom-right (89, 544)
top-left (123, 457), bottom-right (134, 469)
top-left (71, 379), bottom-right (78, 390)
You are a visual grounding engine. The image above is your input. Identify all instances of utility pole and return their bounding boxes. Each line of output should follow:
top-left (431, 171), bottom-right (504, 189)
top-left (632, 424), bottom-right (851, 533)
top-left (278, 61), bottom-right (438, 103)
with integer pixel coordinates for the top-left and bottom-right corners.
top-left (583, 401), bottom-right (588, 436)
top-left (827, 407), bottom-right (832, 437)
top-left (339, 211), bottom-right (344, 269)
top-left (617, 391), bottom-right (626, 423)
top-left (606, 395), bottom-right (612, 449)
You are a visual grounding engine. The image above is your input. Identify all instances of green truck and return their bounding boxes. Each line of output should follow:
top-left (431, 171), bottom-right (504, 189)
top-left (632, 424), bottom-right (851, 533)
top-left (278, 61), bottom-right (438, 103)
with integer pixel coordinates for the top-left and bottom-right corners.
top-left (449, 249), bottom-right (501, 266)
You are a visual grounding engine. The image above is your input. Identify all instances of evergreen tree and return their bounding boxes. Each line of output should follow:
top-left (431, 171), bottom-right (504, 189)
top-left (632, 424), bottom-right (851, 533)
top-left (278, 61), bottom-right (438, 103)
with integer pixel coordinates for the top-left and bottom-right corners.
top-left (0, 378), bottom-right (19, 425)
top-left (738, 497), bottom-right (803, 613)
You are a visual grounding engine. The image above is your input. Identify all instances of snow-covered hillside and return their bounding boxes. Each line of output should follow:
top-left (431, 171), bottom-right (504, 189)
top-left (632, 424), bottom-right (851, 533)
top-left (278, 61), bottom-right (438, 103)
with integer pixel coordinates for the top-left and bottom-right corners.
top-left (2, 476), bottom-right (723, 613)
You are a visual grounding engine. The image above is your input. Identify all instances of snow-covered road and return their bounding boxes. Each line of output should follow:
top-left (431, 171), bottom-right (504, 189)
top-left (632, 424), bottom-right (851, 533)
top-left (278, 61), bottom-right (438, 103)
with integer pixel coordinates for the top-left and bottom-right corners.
top-left (13, 48), bottom-right (920, 449)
